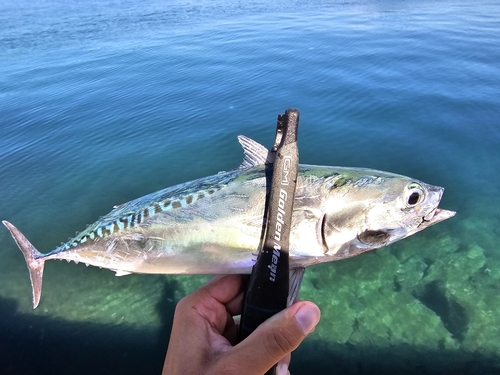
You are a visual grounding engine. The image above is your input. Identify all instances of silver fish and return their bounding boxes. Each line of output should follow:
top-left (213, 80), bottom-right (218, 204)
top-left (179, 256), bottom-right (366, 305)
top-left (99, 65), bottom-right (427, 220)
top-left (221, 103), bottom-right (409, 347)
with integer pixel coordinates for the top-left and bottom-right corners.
top-left (3, 136), bottom-right (455, 308)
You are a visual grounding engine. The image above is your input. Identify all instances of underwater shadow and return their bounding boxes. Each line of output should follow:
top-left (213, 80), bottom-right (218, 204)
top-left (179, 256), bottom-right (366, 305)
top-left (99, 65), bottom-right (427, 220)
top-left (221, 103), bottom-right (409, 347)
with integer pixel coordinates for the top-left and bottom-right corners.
top-left (2, 278), bottom-right (500, 375)
top-left (291, 340), bottom-right (500, 375)
top-left (0, 277), bottom-right (180, 375)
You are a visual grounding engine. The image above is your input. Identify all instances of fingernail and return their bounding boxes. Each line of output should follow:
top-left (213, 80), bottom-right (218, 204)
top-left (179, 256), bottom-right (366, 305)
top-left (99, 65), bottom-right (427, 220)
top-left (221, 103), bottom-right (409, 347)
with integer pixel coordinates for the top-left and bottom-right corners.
top-left (276, 362), bottom-right (288, 375)
top-left (294, 303), bottom-right (320, 334)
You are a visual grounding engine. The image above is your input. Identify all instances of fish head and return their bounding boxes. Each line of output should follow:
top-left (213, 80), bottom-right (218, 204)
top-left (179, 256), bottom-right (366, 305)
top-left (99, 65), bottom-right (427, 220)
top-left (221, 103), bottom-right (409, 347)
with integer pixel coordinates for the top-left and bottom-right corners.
top-left (320, 171), bottom-right (456, 259)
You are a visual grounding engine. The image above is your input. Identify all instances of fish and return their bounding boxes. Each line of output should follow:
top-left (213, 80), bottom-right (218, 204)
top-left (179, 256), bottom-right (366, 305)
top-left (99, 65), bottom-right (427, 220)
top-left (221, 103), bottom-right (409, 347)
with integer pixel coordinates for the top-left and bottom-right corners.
top-left (3, 135), bottom-right (455, 309)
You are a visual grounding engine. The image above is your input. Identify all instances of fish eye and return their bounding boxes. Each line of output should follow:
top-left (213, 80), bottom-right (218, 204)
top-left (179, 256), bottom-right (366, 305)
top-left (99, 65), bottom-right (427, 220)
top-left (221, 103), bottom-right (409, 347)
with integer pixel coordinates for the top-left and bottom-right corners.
top-left (405, 183), bottom-right (425, 207)
top-left (408, 192), bottom-right (420, 205)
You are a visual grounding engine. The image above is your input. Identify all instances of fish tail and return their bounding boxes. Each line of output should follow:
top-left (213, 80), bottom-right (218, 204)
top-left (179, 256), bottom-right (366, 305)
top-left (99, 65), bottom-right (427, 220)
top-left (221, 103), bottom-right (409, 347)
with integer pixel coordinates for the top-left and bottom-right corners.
top-left (2, 221), bottom-right (45, 309)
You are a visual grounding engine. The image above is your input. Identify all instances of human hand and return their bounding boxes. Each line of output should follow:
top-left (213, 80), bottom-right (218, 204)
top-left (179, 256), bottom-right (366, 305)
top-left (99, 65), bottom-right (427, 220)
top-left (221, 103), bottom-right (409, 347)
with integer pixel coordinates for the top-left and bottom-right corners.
top-left (163, 274), bottom-right (320, 375)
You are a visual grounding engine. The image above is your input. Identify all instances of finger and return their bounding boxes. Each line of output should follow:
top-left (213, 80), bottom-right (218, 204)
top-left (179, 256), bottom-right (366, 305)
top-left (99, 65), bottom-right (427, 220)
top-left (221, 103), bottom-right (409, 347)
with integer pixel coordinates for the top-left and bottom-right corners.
top-left (203, 274), bottom-right (245, 305)
top-left (174, 275), bottom-right (244, 336)
top-left (224, 301), bottom-right (320, 375)
top-left (179, 274), bottom-right (243, 314)
top-left (204, 275), bottom-right (244, 316)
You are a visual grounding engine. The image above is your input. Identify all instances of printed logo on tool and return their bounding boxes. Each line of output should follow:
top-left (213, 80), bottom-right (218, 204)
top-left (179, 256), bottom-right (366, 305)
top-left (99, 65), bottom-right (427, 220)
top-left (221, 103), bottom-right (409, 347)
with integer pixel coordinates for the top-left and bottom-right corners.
top-left (281, 155), bottom-right (292, 186)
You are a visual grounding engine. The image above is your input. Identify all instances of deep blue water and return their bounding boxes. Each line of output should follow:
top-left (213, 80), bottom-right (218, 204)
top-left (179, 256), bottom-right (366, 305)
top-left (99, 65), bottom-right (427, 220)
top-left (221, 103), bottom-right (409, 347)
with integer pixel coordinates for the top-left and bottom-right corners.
top-left (1, 0), bottom-right (500, 374)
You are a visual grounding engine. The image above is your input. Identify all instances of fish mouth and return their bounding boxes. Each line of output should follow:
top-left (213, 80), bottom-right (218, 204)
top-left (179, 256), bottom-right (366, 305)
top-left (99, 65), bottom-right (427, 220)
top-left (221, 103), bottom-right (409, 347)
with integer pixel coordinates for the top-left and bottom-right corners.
top-left (419, 208), bottom-right (456, 229)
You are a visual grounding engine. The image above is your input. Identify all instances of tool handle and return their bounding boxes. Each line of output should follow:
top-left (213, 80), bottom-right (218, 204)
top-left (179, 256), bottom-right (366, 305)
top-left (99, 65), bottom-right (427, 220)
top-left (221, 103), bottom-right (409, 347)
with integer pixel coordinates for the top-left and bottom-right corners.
top-left (238, 109), bottom-right (300, 375)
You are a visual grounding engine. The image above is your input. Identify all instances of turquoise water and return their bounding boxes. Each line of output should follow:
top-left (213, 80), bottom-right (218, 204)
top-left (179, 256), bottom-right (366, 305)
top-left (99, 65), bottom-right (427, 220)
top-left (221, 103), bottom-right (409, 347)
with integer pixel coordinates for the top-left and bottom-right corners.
top-left (1, 0), bottom-right (500, 373)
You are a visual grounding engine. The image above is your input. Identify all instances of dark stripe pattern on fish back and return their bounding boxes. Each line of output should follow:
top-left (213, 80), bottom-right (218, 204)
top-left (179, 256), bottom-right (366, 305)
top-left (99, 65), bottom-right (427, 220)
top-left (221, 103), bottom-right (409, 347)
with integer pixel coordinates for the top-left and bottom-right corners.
top-left (56, 170), bottom-right (240, 251)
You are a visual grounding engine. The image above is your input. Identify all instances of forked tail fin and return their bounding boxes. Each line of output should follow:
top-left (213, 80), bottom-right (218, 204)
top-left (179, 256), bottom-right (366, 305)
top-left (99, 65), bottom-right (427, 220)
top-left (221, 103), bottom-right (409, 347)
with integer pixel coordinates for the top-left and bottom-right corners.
top-left (2, 221), bottom-right (45, 309)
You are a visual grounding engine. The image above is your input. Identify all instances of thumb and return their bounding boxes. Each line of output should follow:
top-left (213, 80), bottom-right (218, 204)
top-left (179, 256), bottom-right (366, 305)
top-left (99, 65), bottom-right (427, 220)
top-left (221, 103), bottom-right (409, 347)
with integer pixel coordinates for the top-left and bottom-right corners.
top-left (229, 301), bottom-right (320, 374)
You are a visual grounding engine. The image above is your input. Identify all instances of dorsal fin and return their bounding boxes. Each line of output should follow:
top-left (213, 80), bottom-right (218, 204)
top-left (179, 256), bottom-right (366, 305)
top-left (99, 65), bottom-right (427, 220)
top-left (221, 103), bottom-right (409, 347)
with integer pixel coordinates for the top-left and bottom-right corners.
top-left (238, 135), bottom-right (275, 168)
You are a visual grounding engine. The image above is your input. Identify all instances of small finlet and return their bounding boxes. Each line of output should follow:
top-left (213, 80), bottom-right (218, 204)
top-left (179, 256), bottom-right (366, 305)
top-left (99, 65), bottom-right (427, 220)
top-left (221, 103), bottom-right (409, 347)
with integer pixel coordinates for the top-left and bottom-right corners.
top-left (238, 135), bottom-right (275, 168)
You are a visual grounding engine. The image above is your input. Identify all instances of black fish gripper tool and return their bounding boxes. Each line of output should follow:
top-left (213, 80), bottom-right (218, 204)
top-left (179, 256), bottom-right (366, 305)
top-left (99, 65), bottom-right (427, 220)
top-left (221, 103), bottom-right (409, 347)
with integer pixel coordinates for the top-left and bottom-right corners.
top-left (238, 108), bottom-right (300, 375)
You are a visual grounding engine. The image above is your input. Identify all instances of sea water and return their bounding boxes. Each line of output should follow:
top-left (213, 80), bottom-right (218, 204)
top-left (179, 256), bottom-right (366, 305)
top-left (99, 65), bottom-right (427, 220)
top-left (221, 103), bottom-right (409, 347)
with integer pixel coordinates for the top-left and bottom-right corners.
top-left (1, 0), bottom-right (499, 374)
